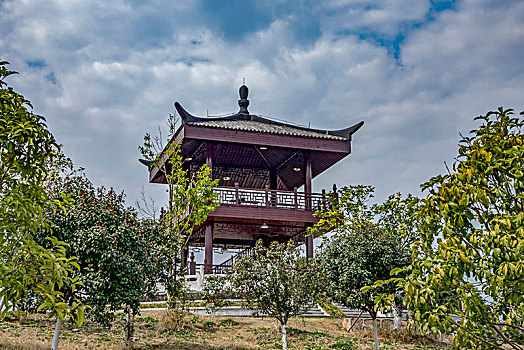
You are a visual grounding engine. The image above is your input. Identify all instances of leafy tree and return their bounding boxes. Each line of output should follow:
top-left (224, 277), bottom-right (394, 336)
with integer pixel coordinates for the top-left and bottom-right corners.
top-left (39, 172), bottom-right (158, 334)
top-left (140, 121), bottom-right (219, 310)
top-left (311, 185), bottom-right (417, 349)
top-left (202, 274), bottom-right (230, 321)
top-left (0, 60), bottom-right (85, 349)
top-left (228, 240), bottom-right (323, 350)
top-left (318, 223), bottom-right (409, 350)
top-left (365, 192), bottom-right (422, 331)
top-left (400, 108), bottom-right (524, 349)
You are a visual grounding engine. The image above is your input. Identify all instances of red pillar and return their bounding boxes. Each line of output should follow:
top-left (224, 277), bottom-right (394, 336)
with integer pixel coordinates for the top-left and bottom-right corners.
top-left (205, 223), bottom-right (213, 274)
top-left (269, 168), bottom-right (277, 206)
top-left (204, 142), bottom-right (214, 274)
top-left (305, 152), bottom-right (312, 209)
top-left (206, 142), bottom-right (214, 176)
top-left (306, 233), bottom-right (314, 261)
top-left (181, 245), bottom-right (188, 273)
top-left (304, 152), bottom-right (313, 260)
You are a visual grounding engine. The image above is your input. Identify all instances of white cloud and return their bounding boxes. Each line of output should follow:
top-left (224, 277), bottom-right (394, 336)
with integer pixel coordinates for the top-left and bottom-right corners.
top-left (1, 0), bottom-right (523, 210)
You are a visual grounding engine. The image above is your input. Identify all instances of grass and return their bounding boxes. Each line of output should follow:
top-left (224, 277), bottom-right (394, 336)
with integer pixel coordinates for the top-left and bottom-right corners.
top-left (0, 311), bottom-right (450, 349)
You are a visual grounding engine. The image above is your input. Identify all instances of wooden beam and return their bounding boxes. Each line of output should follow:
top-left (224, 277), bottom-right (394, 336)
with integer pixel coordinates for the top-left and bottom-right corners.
top-left (184, 126), bottom-right (351, 153)
top-left (208, 204), bottom-right (319, 225)
top-left (254, 145), bottom-right (272, 168)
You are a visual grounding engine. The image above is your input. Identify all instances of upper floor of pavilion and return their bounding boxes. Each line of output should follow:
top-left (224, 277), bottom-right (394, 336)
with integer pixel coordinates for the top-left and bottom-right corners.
top-left (141, 84), bottom-right (364, 195)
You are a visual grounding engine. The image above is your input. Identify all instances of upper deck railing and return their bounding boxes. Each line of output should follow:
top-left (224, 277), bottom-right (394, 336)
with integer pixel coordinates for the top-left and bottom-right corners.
top-left (213, 185), bottom-right (324, 211)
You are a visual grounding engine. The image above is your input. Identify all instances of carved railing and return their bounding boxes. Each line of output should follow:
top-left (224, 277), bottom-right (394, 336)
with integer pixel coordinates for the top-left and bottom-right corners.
top-left (192, 264), bottom-right (229, 275)
top-left (213, 185), bottom-right (323, 211)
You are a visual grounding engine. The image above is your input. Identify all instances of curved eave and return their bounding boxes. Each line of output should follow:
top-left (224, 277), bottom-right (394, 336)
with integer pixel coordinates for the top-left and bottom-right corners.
top-left (175, 102), bottom-right (364, 141)
top-left (327, 121), bottom-right (365, 140)
top-left (139, 158), bottom-right (153, 168)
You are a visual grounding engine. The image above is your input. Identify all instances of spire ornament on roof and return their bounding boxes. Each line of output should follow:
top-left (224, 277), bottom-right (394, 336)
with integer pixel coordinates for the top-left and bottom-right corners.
top-left (238, 85), bottom-right (249, 114)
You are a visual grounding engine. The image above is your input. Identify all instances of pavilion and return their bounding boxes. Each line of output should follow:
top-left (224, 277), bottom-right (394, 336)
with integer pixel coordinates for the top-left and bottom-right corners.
top-left (140, 85), bottom-right (363, 275)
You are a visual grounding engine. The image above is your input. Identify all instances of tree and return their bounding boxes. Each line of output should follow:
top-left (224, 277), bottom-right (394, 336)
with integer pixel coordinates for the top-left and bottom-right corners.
top-left (228, 240), bottom-right (323, 350)
top-left (311, 185), bottom-right (416, 349)
top-left (318, 224), bottom-right (410, 350)
top-left (0, 60), bottom-right (85, 349)
top-left (366, 192), bottom-right (422, 331)
top-left (139, 120), bottom-right (219, 310)
top-left (202, 274), bottom-right (230, 321)
top-left (401, 108), bottom-right (524, 349)
top-left (40, 172), bottom-right (158, 339)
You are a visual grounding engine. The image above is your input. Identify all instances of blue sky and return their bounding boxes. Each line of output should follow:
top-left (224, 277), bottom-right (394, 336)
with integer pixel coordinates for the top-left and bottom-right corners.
top-left (1, 0), bottom-right (523, 226)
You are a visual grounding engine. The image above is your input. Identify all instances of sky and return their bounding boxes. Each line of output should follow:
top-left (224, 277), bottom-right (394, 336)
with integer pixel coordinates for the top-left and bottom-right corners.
top-left (1, 0), bottom-right (524, 217)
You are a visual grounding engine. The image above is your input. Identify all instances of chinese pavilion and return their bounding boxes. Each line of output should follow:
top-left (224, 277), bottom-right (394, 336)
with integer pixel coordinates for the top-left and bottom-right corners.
top-left (141, 85), bottom-right (363, 275)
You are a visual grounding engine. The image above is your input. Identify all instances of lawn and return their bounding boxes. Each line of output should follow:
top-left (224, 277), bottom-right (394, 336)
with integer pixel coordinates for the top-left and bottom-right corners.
top-left (0, 310), bottom-right (449, 349)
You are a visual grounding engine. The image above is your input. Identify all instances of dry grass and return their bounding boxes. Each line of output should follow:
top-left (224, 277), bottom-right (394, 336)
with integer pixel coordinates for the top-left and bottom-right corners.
top-left (0, 311), bottom-right (449, 350)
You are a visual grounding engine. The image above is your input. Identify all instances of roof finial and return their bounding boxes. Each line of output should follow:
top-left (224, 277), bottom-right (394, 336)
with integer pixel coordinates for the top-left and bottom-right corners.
top-left (238, 84), bottom-right (249, 114)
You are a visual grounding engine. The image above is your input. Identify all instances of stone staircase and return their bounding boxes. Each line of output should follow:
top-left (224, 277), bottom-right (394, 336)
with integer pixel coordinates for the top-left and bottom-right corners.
top-left (142, 301), bottom-right (329, 317)
top-left (301, 304), bottom-right (329, 317)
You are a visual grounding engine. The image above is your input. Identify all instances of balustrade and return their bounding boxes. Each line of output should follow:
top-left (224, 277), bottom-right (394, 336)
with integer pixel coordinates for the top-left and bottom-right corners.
top-left (213, 185), bottom-right (324, 211)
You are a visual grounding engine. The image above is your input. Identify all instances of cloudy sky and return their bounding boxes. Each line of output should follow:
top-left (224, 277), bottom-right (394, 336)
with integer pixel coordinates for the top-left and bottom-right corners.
top-left (2, 0), bottom-right (524, 211)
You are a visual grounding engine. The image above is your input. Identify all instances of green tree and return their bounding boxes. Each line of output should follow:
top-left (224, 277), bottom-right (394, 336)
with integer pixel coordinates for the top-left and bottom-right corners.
top-left (140, 121), bottom-right (219, 311)
top-left (0, 60), bottom-right (85, 350)
top-left (401, 108), bottom-right (524, 349)
top-left (202, 274), bottom-right (230, 321)
top-left (311, 185), bottom-right (416, 349)
top-left (318, 224), bottom-right (409, 350)
top-left (40, 173), bottom-right (158, 336)
top-left (228, 240), bottom-right (323, 350)
top-left (365, 192), bottom-right (422, 331)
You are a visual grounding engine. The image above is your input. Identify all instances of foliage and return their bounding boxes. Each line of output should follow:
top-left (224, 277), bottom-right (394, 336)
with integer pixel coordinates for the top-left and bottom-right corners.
top-left (311, 185), bottom-right (421, 246)
top-left (316, 293), bottom-right (345, 317)
top-left (375, 192), bottom-right (422, 251)
top-left (40, 173), bottom-right (158, 327)
top-left (0, 60), bottom-right (84, 325)
top-left (400, 108), bottom-right (524, 349)
top-left (311, 185), bottom-right (419, 312)
top-left (202, 275), bottom-right (230, 320)
top-left (140, 123), bottom-right (219, 310)
top-left (1, 237), bottom-right (84, 323)
top-left (317, 223), bottom-right (410, 319)
top-left (228, 240), bottom-right (323, 350)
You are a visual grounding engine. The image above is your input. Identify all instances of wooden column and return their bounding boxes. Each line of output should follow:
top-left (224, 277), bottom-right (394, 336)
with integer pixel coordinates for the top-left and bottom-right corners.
top-left (269, 168), bottom-right (277, 206)
top-left (304, 152), bottom-right (313, 260)
top-left (205, 223), bottom-right (213, 274)
top-left (205, 142), bottom-right (214, 274)
top-left (181, 245), bottom-right (188, 273)
top-left (306, 233), bottom-right (314, 261)
top-left (304, 152), bottom-right (312, 210)
top-left (206, 142), bottom-right (214, 177)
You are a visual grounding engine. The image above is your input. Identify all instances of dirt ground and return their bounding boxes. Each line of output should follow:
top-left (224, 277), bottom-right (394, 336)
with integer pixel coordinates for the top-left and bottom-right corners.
top-left (0, 310), bottom-right (449, 349)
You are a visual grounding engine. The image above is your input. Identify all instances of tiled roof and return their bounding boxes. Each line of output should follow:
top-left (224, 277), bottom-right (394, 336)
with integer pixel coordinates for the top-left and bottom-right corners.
top-left (188, 119), bottom-right (348, 141)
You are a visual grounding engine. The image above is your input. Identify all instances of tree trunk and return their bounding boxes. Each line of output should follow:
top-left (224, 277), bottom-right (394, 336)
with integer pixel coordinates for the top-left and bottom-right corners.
top-left (392, 307), bottom-right (401, 333)
top-left (51, 317), bottom-right (62, 350)
top-left (125, 305), bottom-right (134, 349)
top-left (281, 322), bottom-right (287, 350)
top-left (373, 317), bottom-right (379, 350)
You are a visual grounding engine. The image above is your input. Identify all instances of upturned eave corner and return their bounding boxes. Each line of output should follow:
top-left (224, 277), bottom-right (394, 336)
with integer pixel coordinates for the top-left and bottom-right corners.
top-left (328, 121), bottom-right (364, 141)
